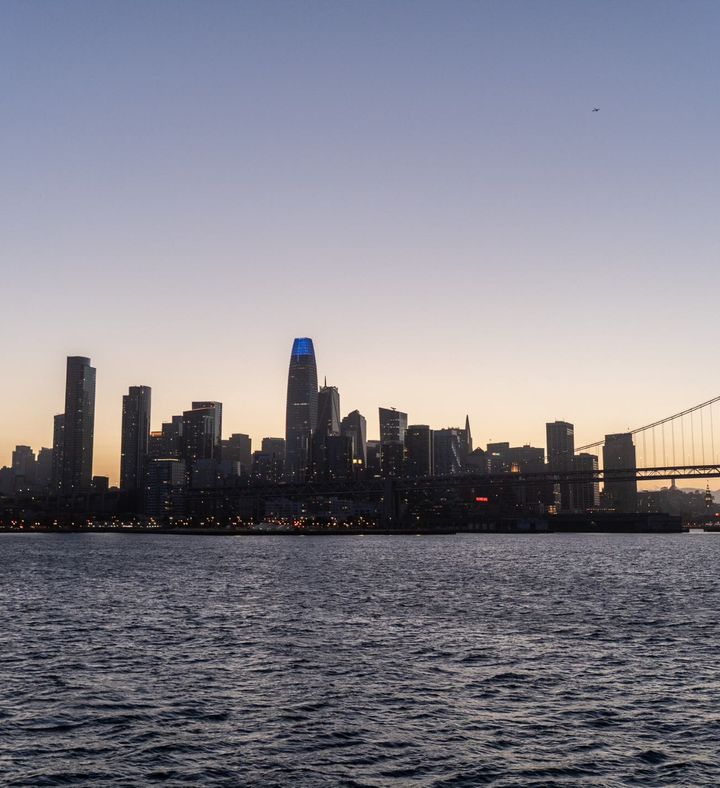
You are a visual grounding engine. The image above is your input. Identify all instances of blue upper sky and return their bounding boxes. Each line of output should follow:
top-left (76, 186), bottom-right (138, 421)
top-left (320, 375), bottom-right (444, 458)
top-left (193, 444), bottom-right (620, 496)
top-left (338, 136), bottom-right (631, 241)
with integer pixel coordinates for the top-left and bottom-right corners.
top-left (2, 1), bottom-right (719, 480)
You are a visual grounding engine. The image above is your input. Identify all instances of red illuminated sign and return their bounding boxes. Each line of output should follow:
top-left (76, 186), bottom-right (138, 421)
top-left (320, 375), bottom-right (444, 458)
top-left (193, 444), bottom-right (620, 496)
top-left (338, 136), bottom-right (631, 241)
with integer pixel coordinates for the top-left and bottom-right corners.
top-left (475, 496), bottom-right (489, 503)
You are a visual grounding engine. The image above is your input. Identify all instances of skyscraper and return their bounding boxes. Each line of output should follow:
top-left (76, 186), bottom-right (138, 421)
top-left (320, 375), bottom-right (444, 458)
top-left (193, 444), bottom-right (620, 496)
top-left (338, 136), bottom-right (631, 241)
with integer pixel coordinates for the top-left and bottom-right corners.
top-left (285, 337), bottom-right (318, 481)
top-left (546, 420), bottom-right (574, 510)
top-left (60, 356), bottom-right (96, 493)
top-left (603, 433), bottom-right (637, 512)
top-left (120, 385), bottom-right (152, 492)
top-left (311, 383), bottom-right (342, 480)
top-left (51, 414), bottom-right (64, 491)
top-left (341, 410), bottom-right (367, 472)
top-left (222, 433), bottom-right (252, 473)
top-left (379, 407), bottom-right (408, 479)
top-left (433, 428), bottom-right (464, 476)
top-left (379, 407), bottom-right (408, 444)
top-left (316, 383), bottom-right (341, 437)
top-left (405, 425), bottom-right (434, 477)
top-left (182, 402), bottom-right (222, 466)
top-left (573, 452), bottom-right (600, 510)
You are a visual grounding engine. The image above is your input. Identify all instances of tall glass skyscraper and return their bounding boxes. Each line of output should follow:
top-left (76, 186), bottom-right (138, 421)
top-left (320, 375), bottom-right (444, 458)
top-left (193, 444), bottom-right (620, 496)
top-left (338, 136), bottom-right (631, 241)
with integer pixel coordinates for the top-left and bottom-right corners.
top-left (285, 337), bottom-right (318, 481)
top-left (120, 385), bottom-right (152, 492)
top-left (60, 356), bottom-right (96, 492)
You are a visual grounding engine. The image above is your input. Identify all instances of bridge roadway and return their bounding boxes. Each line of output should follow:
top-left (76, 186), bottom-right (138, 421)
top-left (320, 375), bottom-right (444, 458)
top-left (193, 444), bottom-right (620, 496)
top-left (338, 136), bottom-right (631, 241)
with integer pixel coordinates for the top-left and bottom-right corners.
top-left (189, 464), bottom-right (720, 500)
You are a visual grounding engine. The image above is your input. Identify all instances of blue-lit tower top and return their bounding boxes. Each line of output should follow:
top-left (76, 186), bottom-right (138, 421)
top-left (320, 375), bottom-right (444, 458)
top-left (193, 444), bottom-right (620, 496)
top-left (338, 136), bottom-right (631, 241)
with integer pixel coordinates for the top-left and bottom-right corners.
top-left (291, 337), bottom-right (315, 360)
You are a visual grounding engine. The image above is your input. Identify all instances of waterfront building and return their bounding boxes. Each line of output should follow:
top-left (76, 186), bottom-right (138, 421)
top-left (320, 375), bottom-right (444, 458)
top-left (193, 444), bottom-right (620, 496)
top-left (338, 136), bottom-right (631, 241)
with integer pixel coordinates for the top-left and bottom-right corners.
top-left (60, 356), bottom-right (96, 493)
top-left (285, 338), bottom-right (318, 481)
top-left (603, 433), bottom-right (637, 512)
top-left (120, 385), bottom-right (152, 492)
top-left (145, 458), bottom-right (186, 519)
top-left (405, 425), bottom-right (433, 477)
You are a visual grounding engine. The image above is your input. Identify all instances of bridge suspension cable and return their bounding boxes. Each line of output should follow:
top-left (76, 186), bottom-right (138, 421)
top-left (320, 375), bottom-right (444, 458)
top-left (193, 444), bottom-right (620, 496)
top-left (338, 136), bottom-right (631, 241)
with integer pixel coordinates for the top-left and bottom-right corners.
top-left (575, 394), bottom-right (720, 453)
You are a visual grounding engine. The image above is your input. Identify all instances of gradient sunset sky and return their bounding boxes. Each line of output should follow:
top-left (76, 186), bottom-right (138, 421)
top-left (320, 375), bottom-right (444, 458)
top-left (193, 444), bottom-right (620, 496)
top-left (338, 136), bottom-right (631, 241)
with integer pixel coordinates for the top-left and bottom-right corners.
top-left (2, 1), bottom-right (719, 483)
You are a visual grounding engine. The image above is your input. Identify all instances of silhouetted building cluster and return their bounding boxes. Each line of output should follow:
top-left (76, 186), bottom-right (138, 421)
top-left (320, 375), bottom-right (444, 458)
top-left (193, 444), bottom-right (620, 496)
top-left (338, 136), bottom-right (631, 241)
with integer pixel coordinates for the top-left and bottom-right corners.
top-left (0, 338), bottom-right (641, 520)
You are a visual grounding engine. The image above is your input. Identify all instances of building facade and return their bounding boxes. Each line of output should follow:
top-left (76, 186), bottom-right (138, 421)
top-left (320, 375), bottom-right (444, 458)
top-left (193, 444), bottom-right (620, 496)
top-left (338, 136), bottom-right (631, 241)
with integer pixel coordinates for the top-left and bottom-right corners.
top-left (60, 356), bottom-right (96, 493)
top-left (285, 338), bottom-right (318, 481)
top-left (120, 385), bottom-right (152, 492)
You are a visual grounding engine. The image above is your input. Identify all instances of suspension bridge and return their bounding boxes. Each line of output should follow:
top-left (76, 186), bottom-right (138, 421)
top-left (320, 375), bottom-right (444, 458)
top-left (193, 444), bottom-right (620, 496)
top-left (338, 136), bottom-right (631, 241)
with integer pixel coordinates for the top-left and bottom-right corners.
top-left (572, 393), bottom-right (720, 481)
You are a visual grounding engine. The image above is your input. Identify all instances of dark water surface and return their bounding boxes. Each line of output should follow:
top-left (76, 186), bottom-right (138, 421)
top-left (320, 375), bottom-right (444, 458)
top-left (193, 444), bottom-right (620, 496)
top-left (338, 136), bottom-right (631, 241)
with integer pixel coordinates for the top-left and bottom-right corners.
top-left (1, 533), bottom-right (719, 786)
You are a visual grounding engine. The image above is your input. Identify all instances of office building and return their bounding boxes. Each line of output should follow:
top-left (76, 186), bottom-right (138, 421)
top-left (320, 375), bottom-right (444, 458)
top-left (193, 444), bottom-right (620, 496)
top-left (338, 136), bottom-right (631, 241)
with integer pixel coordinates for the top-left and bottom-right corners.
top-left (51, 414), bottom-right (64, 490)
top-left (120, 385), bottom-right (152, 492)
top-left (35, 447), bottom-right (53, 490)
top-left (405, 425), bottom-right (433, 477)
top-left (60, 356), bottom-right (96, 492)
top-left (546, 420), bottom-right (574, 510)
top-left (311, 383), bottom-right (342, 480)
top-left (574, 452), bottom-right (600, 510)
top-left (341, 410), bottom-right (367, 471)
top-left (603, 433), bottom-right (637, 512)
top-left (285, 337), bottom-right (318, 481)
top-left (379, 407), bottom-right (407, 445)
top-left (145, 458), bottom-right (186, 519)
top-left (183, 402), bottom-right (222, 465)
top-left (223, 434), bottom-right (252, 474)
top-left (433, 428), bottom-right (464, 476)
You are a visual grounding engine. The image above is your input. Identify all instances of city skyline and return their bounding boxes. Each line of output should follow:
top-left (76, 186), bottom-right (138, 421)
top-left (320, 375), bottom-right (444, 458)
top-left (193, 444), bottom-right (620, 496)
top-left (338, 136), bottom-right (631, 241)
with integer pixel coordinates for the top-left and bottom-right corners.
top-left (3, 2), bottom-right (720, 482)
top-left (2, 338), bottom-right (720, 487)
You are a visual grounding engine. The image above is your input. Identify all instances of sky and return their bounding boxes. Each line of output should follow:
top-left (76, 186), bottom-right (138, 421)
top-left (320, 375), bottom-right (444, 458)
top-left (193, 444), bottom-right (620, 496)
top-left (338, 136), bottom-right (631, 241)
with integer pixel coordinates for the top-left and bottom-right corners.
top-left (1, 1), bottom-right (719, 484)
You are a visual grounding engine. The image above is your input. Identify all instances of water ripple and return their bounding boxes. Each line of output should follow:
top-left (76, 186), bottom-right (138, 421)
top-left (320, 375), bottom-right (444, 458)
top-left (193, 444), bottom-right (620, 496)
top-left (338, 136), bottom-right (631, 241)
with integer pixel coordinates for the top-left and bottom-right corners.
top-left (1, 532), bottom-right (719, 785)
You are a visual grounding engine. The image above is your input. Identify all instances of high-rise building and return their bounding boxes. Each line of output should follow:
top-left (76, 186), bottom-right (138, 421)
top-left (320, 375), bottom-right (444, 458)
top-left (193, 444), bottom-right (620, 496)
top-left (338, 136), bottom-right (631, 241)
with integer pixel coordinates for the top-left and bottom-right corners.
top-left (381, 441), bottom-right (405, 478)
top-left (405, 425), bottom-right (433, 477)
top-left (222, 434), bottom-right (252, 473)
top-left (325, 434), bottom-right (353, 480)
top-left (150, 416), bottom-right (183, 459)
top-left (366, 440), bottom-right (382, 477)
top-left (379, 407), bottom-right (408, 445)
top-left (311, 383), bottom-right (342, 480)
top-left (603, 433), bottom-right (637, 512)
top-left (379, 407), bottom-right (407, 478)
top-left (183, 403), bottom-right (222, 466)
top-left (11, 446), bottom-right (35, 491)
top-left (316, 383), bottom-right (341, 437)
top-left (574, 452), bottom-right (600, 510)
top-left (262, 437), bottom-right (286, 456)
top-left (341, 410), bottom-right (367, 472)
top-left (60, 356), bottom-right (96, 493)
top-left (285, 337), bottom-right (318, 481)
top-left (51, 413), bottom-right (65, 491)
top-left (253, 438), bottom-right (286, 483)
top-left (35, 447), bottom-right (53, 490)
top-left (546, 420), bottom-right (574, 510)
top-left (120, 385), bottom-right (152, 492)
top-left (145, 458), bottom-right (186, 519)
top-left (191, 401), bottom-right (222, 453)
top-left (433, 428), bottom-right (464, 476)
